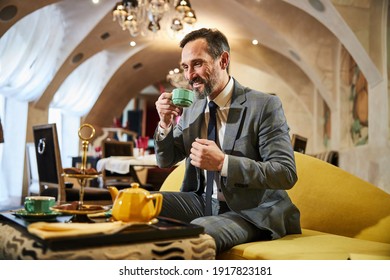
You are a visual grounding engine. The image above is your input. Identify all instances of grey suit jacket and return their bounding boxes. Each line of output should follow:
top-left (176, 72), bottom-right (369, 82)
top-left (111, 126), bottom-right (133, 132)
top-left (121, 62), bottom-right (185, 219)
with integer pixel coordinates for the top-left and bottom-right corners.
top-left (155, 79), bottom-right (301, 239)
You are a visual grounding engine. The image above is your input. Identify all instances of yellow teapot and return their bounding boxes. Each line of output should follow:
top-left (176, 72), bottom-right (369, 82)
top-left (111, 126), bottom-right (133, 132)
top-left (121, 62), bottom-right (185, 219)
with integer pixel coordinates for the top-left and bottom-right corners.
top-left (108, 183), bottom-right (163, 223)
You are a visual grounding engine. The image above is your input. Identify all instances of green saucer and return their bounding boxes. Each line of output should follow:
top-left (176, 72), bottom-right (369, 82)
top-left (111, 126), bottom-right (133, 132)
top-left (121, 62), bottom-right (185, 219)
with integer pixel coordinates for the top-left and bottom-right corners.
top-left (13, 209), bottom-right (61, 221)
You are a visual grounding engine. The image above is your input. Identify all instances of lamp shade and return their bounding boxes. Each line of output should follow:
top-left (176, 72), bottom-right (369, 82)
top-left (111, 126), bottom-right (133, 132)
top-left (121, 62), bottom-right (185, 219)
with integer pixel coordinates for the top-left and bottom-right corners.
top-left (112, 0), bottom-right (197, 38)
top-left (183, 9), bottom-right (196, 24)
top-left (175, 0), bottom-right (192, 12)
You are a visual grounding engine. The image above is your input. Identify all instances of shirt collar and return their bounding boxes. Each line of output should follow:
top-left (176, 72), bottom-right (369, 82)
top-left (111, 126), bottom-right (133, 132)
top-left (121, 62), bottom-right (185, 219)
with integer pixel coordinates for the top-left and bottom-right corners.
top-left (207, 77), bottom-right (234, 108)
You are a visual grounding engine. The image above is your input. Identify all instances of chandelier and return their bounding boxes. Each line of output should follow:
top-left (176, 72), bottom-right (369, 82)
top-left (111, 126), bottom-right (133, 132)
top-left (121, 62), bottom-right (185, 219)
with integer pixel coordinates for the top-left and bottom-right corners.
top-left (167, 68), bottom-right (189, 88)
top-left (112, 0), bottom-right (197, 38)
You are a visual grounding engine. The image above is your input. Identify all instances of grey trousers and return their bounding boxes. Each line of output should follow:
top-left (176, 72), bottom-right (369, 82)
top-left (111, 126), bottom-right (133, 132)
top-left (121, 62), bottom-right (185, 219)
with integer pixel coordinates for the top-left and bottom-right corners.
top-left (159, 191), bottom-right (271, 254)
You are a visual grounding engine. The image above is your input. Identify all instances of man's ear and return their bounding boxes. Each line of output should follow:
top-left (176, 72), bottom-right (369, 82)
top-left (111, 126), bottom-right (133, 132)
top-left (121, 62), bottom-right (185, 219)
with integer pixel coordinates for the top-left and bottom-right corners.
top-left (220, 51), bottom-right (230, 70)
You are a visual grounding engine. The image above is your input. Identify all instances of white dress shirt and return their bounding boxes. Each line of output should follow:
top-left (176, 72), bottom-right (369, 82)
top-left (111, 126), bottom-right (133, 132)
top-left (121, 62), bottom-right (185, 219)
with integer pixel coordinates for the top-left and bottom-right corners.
top-left (204, 77), bottom-right (233, 200)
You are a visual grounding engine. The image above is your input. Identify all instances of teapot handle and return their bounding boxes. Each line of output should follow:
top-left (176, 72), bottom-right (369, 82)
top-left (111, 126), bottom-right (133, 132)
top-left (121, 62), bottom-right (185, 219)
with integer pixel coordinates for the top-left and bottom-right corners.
top-left (147, 193), bottom-right (163, 218)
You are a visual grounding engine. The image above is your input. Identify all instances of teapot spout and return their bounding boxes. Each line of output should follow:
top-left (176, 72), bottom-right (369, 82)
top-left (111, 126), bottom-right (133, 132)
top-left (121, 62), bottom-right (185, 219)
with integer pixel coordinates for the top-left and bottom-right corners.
top-left (107, 186), bottom-right (119, 202)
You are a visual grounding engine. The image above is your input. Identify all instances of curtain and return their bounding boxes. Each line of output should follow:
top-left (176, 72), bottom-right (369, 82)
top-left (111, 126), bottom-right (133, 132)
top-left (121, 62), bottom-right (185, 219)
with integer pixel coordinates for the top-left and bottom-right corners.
top-left (0, 5), bottom-right (65, 207)
top-left (0, 99), bottom-right (28, 199)
top-left (0, 5), bottom-right (64, 101)
top-left (0, 117), bottom-right (3, 143)
top-left (0, 3), bottom-right (127, 207)
top-left (0, 96), bottom-right (6, 204)
top-left (50, 51), bottom-right (109, 116)
top-left (49, 52), bottom-right (109, 169)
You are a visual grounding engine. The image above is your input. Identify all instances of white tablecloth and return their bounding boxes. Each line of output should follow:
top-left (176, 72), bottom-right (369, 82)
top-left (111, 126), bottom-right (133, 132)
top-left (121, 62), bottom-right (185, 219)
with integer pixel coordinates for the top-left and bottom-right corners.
top-left (96, 154), bottom-right (158, 174)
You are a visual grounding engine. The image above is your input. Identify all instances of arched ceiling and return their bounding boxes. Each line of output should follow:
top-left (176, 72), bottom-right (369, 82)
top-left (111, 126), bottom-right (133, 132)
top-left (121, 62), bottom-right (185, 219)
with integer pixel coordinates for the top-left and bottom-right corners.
top-left (0, 0), bottom-right (385, 132)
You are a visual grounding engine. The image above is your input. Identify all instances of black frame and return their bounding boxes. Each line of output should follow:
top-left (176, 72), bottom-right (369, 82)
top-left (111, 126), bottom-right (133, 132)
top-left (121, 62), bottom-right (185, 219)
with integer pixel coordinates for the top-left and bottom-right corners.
top-left (32, 123), bottom-right (65, 202)
top-left (291, 134), bottom-right (308, 154)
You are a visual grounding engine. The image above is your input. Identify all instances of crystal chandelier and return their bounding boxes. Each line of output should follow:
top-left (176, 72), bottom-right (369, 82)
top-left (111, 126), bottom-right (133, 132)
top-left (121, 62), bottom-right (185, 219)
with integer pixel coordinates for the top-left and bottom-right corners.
top-left (112, 0), bottom-right (197, 38)
top-left (167, 68), bottom-right (189, 88)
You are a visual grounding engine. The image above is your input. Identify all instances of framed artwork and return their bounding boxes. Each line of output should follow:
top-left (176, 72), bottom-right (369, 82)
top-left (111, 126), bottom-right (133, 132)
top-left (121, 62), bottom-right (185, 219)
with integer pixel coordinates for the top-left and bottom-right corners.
top-left (349, 58), bottom-right (368, 146)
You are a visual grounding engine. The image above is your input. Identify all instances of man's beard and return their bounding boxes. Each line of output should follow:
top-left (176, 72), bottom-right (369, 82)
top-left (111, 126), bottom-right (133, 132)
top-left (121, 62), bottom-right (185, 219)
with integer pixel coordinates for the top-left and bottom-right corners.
top-left (190, 74), bottom-right (217, 100)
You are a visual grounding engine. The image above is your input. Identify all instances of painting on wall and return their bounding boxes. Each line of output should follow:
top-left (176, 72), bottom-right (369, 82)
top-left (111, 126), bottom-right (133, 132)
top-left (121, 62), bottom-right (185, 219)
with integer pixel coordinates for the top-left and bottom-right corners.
top-left (349, 58), bottom-right (368, 146)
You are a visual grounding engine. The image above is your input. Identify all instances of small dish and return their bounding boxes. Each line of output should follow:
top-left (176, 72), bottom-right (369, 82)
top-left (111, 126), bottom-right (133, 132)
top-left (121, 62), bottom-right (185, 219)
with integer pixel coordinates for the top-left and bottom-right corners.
top-left (13, 209), bottom-right (62, 221)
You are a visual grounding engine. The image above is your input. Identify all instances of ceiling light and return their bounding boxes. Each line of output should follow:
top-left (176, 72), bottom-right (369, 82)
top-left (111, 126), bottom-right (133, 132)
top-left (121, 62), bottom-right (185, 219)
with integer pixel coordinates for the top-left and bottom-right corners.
top-left (167, 68), bottom-right (188, 88)
top-left (113, 0), bottom-right (197, 38)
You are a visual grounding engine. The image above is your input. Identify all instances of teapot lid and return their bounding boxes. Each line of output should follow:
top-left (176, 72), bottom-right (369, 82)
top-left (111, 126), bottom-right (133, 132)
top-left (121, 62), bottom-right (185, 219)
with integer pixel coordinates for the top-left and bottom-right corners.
top-left (122, 182), bottom-right (150, 194)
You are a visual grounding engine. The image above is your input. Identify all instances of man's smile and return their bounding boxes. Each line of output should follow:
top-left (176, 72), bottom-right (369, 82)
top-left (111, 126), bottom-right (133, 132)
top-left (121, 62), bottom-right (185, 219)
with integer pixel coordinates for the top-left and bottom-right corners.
top-left (190, 77), bottom-right (204, 91)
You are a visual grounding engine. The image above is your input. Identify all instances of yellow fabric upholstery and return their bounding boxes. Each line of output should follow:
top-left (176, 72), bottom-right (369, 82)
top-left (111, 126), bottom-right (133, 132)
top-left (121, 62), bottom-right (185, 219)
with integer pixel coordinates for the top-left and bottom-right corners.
top-left (160, 152), bottom-right (390, 259)
top-left (218, 229), bottom-right (390, 260)
top-left (289, 153), bottom-right (390, 244)
top-left (160, 162), bottom-right (186, 192)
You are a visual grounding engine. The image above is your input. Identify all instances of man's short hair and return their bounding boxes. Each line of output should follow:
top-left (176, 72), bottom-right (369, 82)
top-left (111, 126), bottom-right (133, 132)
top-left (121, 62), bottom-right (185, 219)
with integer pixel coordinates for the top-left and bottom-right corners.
top-left (179, 28), bottom-right (230, 60)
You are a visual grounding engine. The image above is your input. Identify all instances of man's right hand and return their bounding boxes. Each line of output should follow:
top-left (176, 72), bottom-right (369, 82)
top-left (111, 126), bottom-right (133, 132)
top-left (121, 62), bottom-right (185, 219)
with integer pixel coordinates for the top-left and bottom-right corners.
top-left (155, 92), bottom-right (182, 129)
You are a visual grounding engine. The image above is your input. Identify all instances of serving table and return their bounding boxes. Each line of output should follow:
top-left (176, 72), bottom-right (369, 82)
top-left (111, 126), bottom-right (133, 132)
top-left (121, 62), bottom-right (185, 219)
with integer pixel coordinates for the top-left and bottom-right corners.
top-left (0, 210), bottom-right (216, 260)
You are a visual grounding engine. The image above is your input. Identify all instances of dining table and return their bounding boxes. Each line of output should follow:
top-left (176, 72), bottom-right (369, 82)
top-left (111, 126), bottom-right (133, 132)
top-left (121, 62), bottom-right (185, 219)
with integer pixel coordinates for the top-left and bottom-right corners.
top-left (96, 154), bottom-right (183, 188)
top-left (96, 154), bottom-right (161, 174)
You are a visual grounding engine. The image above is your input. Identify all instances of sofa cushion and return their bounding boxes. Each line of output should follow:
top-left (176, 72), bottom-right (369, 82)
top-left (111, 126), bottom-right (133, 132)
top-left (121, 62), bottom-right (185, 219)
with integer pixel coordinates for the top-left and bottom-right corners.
top-left (218, 229), bottom-right (390, 260)
top-left (289, 153), bottom-right (390, 244)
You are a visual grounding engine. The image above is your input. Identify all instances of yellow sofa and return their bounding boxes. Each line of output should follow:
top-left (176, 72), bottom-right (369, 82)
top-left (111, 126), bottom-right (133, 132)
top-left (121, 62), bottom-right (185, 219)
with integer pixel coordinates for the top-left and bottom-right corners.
top-left (160, 152), bottom-right (390, 260)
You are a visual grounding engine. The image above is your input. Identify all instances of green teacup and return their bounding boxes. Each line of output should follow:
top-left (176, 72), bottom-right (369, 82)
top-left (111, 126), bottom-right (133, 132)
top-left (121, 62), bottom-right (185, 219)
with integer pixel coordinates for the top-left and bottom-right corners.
top-left (24, 196), bottom-right (56, 214)
top-left (172, 88), bottom-right (194, 107)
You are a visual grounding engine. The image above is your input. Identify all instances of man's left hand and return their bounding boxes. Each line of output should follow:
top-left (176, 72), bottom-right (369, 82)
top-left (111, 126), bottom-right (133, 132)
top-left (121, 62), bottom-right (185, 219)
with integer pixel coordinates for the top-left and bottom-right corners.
top-left (189, 138), bottom-right (225, 171)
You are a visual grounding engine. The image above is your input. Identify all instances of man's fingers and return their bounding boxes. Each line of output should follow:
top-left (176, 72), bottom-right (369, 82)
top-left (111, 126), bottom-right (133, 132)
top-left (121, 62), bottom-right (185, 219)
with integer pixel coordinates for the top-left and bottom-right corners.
top-left (194, 138), bottom-right (214, 146)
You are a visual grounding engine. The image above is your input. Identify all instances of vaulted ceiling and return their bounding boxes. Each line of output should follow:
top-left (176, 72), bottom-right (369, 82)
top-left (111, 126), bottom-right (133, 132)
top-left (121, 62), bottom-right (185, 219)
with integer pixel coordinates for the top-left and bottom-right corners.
top-left (0, 0), bottom-right (386, 139)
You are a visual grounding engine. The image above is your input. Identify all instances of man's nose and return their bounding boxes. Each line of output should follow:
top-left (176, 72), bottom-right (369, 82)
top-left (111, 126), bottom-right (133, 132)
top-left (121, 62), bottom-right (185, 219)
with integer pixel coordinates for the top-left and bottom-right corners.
top-left (186, 68), bottom-right (196, 81)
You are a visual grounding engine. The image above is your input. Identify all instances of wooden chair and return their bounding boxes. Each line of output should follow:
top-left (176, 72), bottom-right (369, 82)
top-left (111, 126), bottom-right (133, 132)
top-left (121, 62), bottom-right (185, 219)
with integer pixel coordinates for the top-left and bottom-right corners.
top-left (101, 140), bottom-right (154, 190)
top-left (291, 134), bottom-right (308, 154)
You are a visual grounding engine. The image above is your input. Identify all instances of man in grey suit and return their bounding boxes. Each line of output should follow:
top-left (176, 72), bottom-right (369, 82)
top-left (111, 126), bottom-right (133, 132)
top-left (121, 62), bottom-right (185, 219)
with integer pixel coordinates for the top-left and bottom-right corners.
top-left (154, 28), bottom-right (301, 253)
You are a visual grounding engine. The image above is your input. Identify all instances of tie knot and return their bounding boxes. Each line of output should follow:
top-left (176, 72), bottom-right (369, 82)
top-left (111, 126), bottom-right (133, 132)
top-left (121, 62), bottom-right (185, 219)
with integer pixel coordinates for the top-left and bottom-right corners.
top-left (208, 101), bottom-right (218, 112)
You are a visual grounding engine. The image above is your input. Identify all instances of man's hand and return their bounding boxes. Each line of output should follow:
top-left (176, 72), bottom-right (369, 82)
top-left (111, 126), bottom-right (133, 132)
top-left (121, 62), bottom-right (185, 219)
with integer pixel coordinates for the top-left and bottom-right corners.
top-left (190, 138), bottom-right (225, 171)
top-left (155, 92), bottom-right (182, 129)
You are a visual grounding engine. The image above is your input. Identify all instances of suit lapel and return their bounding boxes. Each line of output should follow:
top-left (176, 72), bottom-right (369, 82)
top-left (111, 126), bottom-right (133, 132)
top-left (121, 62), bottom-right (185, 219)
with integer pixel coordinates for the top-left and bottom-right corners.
top-left (222, 81), bottom-right (247, 154)
top-left (187, 98), bottom-right (207, 140)
top-left (186, 99), bottom-right (207, 193)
